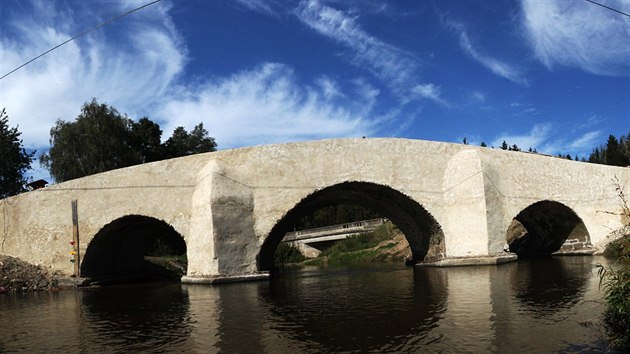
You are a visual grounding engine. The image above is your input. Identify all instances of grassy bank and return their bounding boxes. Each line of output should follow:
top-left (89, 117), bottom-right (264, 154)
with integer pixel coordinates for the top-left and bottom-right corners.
top-left (600, 234), bottom-right (630, 352)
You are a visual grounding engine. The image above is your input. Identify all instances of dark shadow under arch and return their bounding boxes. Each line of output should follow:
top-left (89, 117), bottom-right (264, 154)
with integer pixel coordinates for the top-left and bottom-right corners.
top-left (81, 215), bottom-right (186, 283)
top-left (506, 201), bottom-right (591, 257)
top-left (257, 182), bottom-right (444, 271)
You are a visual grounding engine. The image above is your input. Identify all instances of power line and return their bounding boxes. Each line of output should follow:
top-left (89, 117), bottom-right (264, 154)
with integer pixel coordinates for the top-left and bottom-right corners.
top-left (0, 0), bottom-right (162, 81)
top-left (585, 0), bottom-right (630, 19)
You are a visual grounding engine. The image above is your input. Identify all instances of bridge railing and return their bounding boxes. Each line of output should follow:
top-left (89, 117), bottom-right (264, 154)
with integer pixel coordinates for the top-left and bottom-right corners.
top-left (283, 218), bottom-right (386, 242)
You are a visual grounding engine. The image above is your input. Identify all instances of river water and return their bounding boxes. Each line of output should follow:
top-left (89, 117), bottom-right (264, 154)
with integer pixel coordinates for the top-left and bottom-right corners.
top-left (0, 256), bottom-right (617, 353)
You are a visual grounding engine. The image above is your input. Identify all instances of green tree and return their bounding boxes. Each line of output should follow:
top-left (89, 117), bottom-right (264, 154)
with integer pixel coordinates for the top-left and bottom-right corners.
top-left (40, 99), bottom-right (138, 182)
top-left (605, 135), bottom-right (629, 166)
top-left (131, 117), bottom-right (163, 163)
top-left (40, 99), bottom-right (218, 182)
top-left (589, 147), bottom-right (605, 164)
top-left (0, 109), bottom-right (34, 198)
top-left (480, 141), bottom-right (487, 147)
top-left (163, 123), bottom-right (217, 158)
top-left (500, 140), bottom-right (509, 150)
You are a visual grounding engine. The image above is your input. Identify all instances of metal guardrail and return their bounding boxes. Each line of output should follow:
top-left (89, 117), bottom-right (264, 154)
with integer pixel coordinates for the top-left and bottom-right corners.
top-left (283, 218), bottom-right (386, 242)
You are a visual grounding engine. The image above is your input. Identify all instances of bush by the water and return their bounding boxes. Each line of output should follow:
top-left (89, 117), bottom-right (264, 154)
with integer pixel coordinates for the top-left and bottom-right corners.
top-left (274, 243), bottom-right (306, 265)
top-left (599, 235), bottom-right (630, 352)
top-left (603, 235), bottom-right (630, 260)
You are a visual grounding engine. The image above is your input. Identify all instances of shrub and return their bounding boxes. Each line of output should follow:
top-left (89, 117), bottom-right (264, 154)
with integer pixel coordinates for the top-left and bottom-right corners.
top-left (274, 243), bottom-right (306, 265)
top-left (598, 257), bottom-right (630, 351)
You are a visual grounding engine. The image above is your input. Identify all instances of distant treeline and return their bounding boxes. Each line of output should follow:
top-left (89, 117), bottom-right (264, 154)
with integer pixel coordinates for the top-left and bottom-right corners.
top-left (473, 130), bottom-right (630, 166)
top-left (296, 204), bottom-right (381, 230)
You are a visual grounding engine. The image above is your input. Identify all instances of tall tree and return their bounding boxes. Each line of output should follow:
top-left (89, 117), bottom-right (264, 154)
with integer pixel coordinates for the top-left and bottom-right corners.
top-left (40, 99), bottom-right (138, 182)
top-left (131, 117), bottom-right (163, 163)
top-left (605, 135), bottom-right (628, 166)
top-left (0, 108), bottom-right (34, 198)
top-left (500, 140), bottom-right (509, 150)
top-left (164, 123), bottom-right (217, 158)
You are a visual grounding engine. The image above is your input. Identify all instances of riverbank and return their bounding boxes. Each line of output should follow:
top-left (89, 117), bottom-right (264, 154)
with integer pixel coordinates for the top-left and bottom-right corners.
top-left (0, 255), bottom-right (59, 293)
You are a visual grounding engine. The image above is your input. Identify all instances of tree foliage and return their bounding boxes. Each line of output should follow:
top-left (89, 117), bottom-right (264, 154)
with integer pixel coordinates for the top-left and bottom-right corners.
top-left (296, 204), bottom-right (381, 230)
top-left (41, 99), bottom-right (217, 182)
top-left (0, 109), bottom-right (34, 198)
top-left (164, 123), bottom-right (216, 159)
top-left (589, 133), bottom-right (630, 167)
top-left (40, 99), bottom-right (137, 182)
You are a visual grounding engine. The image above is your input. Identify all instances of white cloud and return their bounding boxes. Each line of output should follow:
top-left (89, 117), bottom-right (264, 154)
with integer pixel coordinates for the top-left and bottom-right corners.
top-left (0, 0), bottom-right (185, 149)
top-left (234, 0), bottom-right (281, 16)
top-left (316, 75), bottom-right (343, 100)
top-left (412, 84), bottom-right (449, 107)
top-left (521, 0), bottom-right (630, 76)
top-left (295, 0), bottom-right (446, 105)
top-left (0, 0), bottom-right (380, 156)
top-left (456, 28), bottom-right (528, 85)
top-left (158, 63), bottom-right (376, 148)
top-left (568, 131), bottom-right (602, 151)
top-left (492, 123), bottom-right (553, 150)
top-left (491, 123), bottom-right (602, 157)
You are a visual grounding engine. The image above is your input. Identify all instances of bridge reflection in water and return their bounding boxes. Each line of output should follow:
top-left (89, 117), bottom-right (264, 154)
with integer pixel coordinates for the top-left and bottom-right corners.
top-left (0, 256), bottom-right (608, 353)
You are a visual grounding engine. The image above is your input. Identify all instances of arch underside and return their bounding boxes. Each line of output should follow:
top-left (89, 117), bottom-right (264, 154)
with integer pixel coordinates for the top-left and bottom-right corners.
top-left (258, 182), bottom-right (444, 271)
top-left (507, 201), bottom-right (591, 257)
top-left (81, 215), bottom-right (186, 283)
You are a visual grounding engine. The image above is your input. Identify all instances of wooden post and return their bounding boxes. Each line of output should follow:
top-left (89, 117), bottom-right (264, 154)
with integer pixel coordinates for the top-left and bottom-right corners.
top-left (71, 200), bottom-right (81, 277)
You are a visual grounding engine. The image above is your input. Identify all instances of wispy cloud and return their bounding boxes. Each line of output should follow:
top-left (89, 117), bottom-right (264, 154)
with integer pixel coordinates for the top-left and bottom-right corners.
top-left (492, 123), bottom-right (553, 150)
top-left (452, 23), bottom-right (528, 85)
top-left (491, 123), bottom-right (601, 157)
top-left (158, 63), bottom-right (377, 148)
top-left (0, 0), bottom-right (185, 148)
top-left (0, 0), bottom-right (378, 152)
top-left (521, 0), bottom-right (630, 76)
top-left (295, 0), bottom-right (446, 105)
top-left (412, 84), bottom-right (449, 107)
top-left (234, 0), bottom-right (282, 17)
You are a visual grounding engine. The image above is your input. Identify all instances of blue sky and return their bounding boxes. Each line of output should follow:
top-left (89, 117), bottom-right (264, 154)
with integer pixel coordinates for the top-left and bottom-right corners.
top-left (1, 0), bottom-right (629, 181)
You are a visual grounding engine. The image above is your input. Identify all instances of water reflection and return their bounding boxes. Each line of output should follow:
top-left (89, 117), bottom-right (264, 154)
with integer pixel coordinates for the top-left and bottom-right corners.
top-left (0, 257), bottom-right (614, 353)
top-left (510, 257), bottom-right (590, 311)
top-left (80, 282), bottom-right (194, 352)
top-left (257, 265), bottom-right (447, 353)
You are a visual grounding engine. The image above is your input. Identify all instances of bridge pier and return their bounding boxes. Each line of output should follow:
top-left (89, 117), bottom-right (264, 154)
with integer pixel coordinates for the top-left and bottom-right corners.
top-left (181, 272), bottom-right (269, 284)
top-left (417, 254), bottom-right (518, 267)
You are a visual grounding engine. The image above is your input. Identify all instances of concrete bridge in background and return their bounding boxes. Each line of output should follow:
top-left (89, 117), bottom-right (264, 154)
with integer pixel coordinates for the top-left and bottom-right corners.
top-left (283, 218), bottom-right (386, 257)
top-left (1, 138), bottom-right (629, 283)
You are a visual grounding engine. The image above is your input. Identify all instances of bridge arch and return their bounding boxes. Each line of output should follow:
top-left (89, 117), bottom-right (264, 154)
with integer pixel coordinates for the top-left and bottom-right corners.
top-left (257, 181), bottom-right (444, 270)
top-left (81, 215), bottom-right (186, 282)
top-left (506, 200), bottom-right (591, 257)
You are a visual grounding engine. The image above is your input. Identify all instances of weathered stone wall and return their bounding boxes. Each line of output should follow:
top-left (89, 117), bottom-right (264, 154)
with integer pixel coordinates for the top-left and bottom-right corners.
top-left (1, 138), bottom-right (629, 280)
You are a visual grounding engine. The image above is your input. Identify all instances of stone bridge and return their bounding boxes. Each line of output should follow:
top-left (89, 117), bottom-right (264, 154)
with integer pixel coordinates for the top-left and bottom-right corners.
top-left (1, 138), bottom-right (628, 283)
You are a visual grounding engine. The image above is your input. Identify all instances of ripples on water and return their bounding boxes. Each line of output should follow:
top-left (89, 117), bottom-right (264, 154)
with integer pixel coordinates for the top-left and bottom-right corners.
top-left (0, 256), bottom-right (617, 353)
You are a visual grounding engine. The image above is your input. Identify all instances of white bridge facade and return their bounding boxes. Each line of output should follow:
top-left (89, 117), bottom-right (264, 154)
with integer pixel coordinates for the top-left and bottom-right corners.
top-left (1, 138), bottom-right (628, 283)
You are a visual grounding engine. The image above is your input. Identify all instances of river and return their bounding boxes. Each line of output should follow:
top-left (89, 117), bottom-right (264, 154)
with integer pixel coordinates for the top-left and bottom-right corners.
top-left (0, 256), bottom-right (617, 353)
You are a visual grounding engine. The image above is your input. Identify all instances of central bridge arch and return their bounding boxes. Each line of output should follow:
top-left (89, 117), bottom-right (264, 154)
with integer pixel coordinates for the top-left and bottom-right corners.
top-left (257, 181), bottom-right (445, 271)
